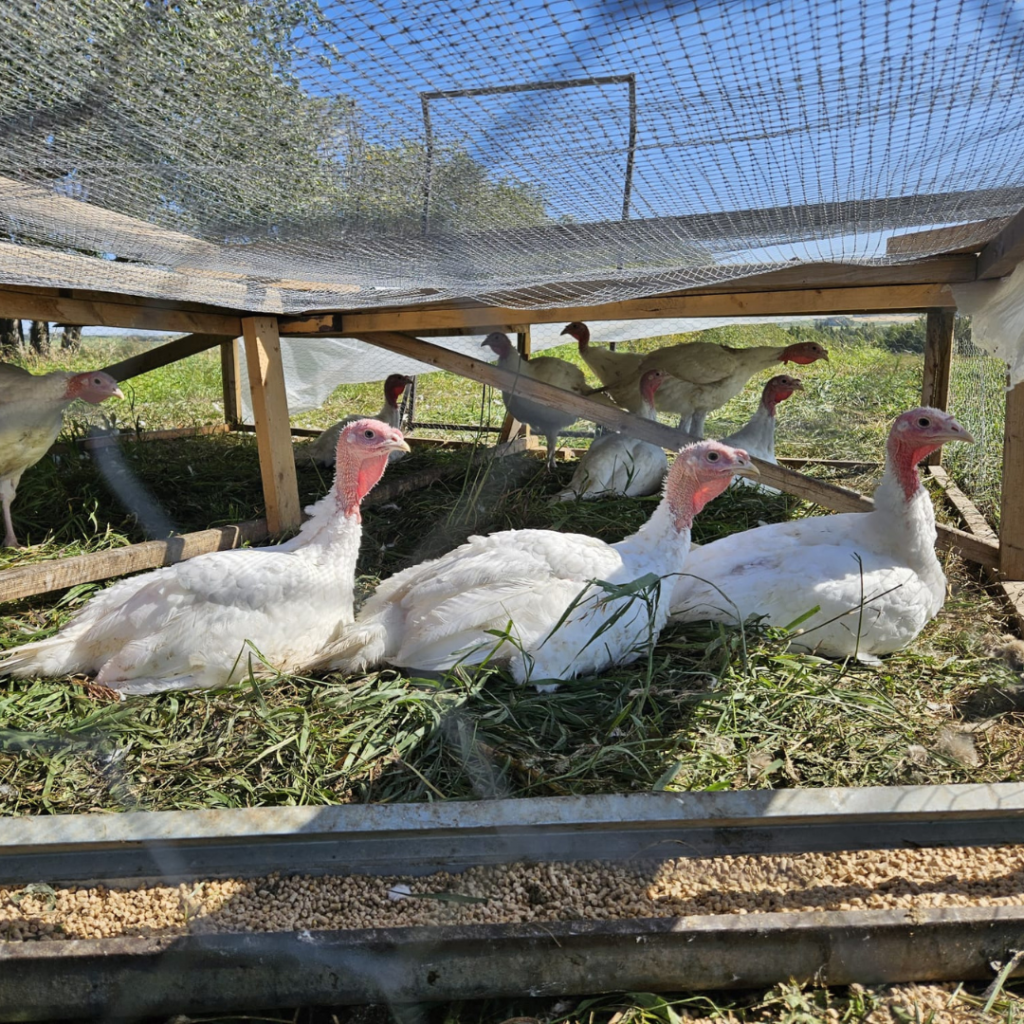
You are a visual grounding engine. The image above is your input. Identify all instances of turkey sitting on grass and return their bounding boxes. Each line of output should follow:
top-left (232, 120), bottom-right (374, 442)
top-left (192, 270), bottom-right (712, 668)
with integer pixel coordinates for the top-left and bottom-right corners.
top-left (0, 420), bottom-right (409, 695)
top-left (552, 369), bottom-right (669, 502)
top-left (309, 440), bottom-right (758, 690)
top-left (720, 373), bottom-right (803, 492)
top-left (670, 407), bottom-right (974, 663)
top-left (305, 374), bottom-right (413, 467)
top-left (0, 363), bottom-right (123, 548)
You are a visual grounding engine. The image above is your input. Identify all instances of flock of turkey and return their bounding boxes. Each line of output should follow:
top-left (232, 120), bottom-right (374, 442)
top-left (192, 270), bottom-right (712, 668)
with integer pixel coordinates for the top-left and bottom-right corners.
top-left (1, 322), bottom-right (974, 694)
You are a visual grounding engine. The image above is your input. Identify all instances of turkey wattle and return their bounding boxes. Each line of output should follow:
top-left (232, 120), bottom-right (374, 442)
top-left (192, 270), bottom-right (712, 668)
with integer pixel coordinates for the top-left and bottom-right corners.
top-left (0, 364), bottom-right (123, 548)
top-left (312, 440), bottom-right (757, 690)
top-left (552, 368), bottom-right (669, 502)
top-left (0, 420), bottom-right (409, 693)
top-left (670, 407), bottom-right (974, 662)
top-left (305, 374), bottom-right (413, 467)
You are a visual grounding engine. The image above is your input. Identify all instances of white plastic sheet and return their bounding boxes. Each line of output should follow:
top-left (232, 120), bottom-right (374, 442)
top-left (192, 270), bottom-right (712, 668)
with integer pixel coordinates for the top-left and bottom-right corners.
top-left (953, 262), bottom-right (1024, 387)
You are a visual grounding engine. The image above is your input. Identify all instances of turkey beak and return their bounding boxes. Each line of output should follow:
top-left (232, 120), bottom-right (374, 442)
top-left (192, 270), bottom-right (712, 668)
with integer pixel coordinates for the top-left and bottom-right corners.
top-left (733, 459), bottom-right (760, 480)
top-left (792, 379), bottom-right (804, 390)
top-left (936, 421), bottom-right (974, 445)
top-left (385, 437), bottom-right (412, 454)
top-left (112, 386), bottom-right (125, 399)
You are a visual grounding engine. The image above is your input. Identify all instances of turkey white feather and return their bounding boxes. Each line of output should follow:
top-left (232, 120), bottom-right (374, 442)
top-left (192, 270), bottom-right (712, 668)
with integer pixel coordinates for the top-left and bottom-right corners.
top-left (552, 369), bottom-right (669, 502)
top-left (670, 407), bottom-right (974, 662)
top-left (0, 420), bottom-right (409, 694)
top-left (312, 440), bottom-right (757, 690)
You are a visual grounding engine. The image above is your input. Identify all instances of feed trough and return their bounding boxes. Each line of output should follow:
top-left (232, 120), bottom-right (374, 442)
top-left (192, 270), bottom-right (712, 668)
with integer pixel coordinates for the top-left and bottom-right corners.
top-left (2, 783), bottom-right (1024, 1020)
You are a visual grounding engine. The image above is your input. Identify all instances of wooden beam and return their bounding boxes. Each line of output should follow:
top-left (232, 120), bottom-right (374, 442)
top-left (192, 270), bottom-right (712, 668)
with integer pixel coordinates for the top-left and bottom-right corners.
top-left (1001, 380), bottom-right (1024, 580)
top-left (281, 284), bottom-right (958, 337)
top-left (886, 220), bottom-right (1009, 256)
top-left (242, 316), bottom-right (301, 535)
top-left (101, 333), bottom-right (227, 383)
top-left (0, 283), bottom-right (242, 336)
top-left (978, 206), bottom-right (1024, 279)
top-left (221, 339), bottom-right (243, 426)
top-left (350, 330), bottom-right (998, 570)
top-left (0, 520), bottom-right (269, 605)
top-left (921, 309), bottom-right (956, 466)
top-left (929, 466), bottom-right (1024, 635)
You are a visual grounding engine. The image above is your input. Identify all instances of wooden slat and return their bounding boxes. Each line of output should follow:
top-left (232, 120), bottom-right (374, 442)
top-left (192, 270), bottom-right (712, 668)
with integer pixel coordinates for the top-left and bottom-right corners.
top-left (921, 309), bottom-right (956, 466)
top-left (929, 466), bottom-right (1024, 635)
top-left (1000, 381), bottom-right (1024, 580)
top-left (242, 316), bottom-right (301, 535)
top-left (886, 220), bottom-right (1008, 256)
top-left (0, 283), bottom-right (242, 336)
top-left (351, 330), bottom-right (998, 570)
top-left (280, 284), bottom-right (958, 336)
top-left (102, 333), bottom-right (228, 383)
top-left (0, 520), bottom-right (270, 605)
top-left (978, 206), bottom-right (1024, 279)
top-left (221, 339), bottom-right (243, 426)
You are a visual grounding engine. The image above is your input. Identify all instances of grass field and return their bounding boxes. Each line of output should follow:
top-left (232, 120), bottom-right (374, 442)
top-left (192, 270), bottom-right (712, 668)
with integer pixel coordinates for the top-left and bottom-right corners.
top-left (1, 326), bottom-right (1022, 1022)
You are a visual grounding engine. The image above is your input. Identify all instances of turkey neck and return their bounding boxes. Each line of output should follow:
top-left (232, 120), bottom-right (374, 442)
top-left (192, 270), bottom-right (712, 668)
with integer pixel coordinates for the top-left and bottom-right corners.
top-left (334, 454), bottom-right (390, 522)
top-left (871, 436), bottom-right (940, 564)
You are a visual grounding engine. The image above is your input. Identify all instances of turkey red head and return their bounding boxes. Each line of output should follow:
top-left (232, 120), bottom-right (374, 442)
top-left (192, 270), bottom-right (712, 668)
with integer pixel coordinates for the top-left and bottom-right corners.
top-left (334, 418), bottom-right (411, 519)
top-left (888, 406), bottom-right (974, 499)
top-left (762, 374), bottom-right (803, 414)
top-left (384, 374), bottom-right (413, 407)
top-left (780, 341), bottom-right (828, 365)
top-left (65, 370), bottom-right (124, 404)
top-left (667, 440), bottom-right (759, 530)
top-left (560, 321), bottom-right (590, 351)
top-left (480, 333), bottom-right (515, 360)
top-left (639, 368), bottom-right (667, 408)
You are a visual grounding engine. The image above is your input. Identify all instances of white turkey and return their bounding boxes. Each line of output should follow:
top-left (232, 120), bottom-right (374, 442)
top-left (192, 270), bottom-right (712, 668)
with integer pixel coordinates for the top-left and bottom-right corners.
top-left (0, 420), bottom-right (410, 694)
top-left (304, 374), bottom-right (413, 467)
top-left (312, 440), bottom-right (757, 690)
top-left (552, 368), bottom-right (669, 502)
top-left (481, 332), bottom-right (589, 470)
top-left (560, 321), bottom-right (643, 391)
top-left (670, 407), bottom-right (974, 662)
top-left (0, 364), bottom-right (123, 548)
top-left (720, 373), bottom-right (803, 492)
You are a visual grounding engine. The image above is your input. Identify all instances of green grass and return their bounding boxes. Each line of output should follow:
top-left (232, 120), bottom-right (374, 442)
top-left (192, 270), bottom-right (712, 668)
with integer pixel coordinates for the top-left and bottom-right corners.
top-left (1, 326), bottom-right (1020, 817)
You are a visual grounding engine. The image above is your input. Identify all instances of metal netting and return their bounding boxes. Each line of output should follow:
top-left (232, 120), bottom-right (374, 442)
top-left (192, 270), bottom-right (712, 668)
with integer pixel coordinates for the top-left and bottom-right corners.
top-left (2, 0), bottom-right (1024, 315)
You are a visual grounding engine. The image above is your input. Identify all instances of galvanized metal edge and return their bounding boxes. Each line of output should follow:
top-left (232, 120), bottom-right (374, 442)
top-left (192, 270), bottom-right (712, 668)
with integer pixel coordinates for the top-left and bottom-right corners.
top-left (3, 905), bottom-right (1024, 1022)
top-left (2, 783), bottom-right (1024, 886)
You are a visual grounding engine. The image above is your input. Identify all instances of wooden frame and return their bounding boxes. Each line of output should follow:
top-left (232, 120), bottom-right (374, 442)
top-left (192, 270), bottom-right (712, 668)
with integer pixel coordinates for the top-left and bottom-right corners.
top-left (0, 229), bottom-right (1021, 621)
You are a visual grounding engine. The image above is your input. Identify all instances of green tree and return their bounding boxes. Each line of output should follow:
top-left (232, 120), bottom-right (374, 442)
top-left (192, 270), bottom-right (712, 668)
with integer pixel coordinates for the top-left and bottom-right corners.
top-left (879, 316), bottom-right (927, 354)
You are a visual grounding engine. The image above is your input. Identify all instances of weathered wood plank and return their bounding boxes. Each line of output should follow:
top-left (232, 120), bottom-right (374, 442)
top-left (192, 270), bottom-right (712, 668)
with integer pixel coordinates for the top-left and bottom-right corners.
top-left (242, 317), bottom-right (302, 535)
top-left (929, 466), bottom-right (1022, 635)
top-left (0, 521), bottom-right (270, 605)
top-left (977, 205), bottom-right (1024, 279)
top-left (351, 330), bottom-right (999, 570)
top-left (221, 339), bottom-right (243, 426)
top-left (279, 284), bottom-right (958, 336)
top-left (886, 220), bottom-right (1008, 256)
top-left (102, 333), bottom-right (228, 383)
top-left (921, 309), bottom-right (956, 466)
top-left (0, 282), bottom-right (242, 336)
top-left (1000, 381), bottom-right (1024, 580)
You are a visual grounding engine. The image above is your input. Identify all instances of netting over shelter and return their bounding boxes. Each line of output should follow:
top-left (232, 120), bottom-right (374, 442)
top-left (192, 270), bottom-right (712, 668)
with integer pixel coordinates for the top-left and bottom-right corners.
top-left (2, 0), bottom-right (1024, 315)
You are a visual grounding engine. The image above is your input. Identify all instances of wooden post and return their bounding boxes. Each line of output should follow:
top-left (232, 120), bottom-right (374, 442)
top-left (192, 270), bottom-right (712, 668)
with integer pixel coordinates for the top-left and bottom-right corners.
top-left (1000, 381), bottom-right (1024, 581)
top-left (498, 326), bottom-right (532, 444)
top-left (921, 309), bottom-right (955, 466)
top-left (221, 338), bottom-right (243, 426)
top-left (241, 316), bottom-right (301, 535)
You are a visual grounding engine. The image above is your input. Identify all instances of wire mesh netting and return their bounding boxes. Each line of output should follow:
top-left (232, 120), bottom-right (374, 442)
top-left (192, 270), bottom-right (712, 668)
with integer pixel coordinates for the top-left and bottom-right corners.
top-left (2, 0), bottom-right (1024, 315)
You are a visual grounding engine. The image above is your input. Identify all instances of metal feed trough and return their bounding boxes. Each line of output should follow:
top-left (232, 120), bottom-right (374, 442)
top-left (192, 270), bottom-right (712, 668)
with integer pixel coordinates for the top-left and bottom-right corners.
top-left (2, 783), bottom-right (1024, 1020)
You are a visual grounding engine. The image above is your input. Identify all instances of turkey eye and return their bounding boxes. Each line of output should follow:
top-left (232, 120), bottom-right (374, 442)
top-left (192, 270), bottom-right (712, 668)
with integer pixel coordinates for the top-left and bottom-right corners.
top-left (707, 451), bottom-right (719, 462)
top-left (363, 429), bottom-right (375, 438)
top-left (917, 417), bottom-right (930, 427)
